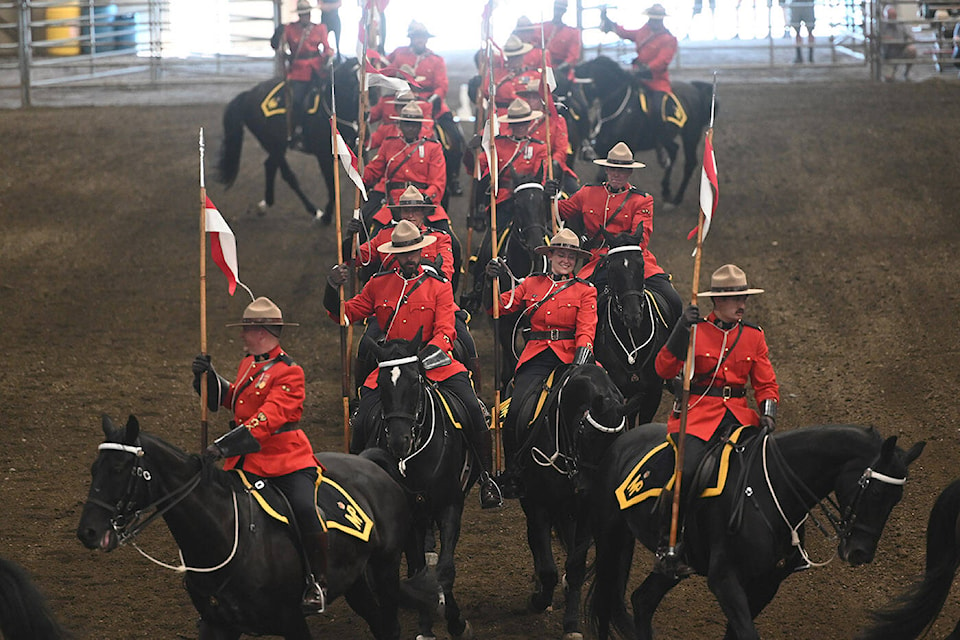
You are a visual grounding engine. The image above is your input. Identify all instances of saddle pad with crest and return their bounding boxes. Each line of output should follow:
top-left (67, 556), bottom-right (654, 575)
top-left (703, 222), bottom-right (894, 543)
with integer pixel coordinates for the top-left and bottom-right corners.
top-left (231, 469), bottom-right (374, 542)
top-left (637, 89), bottom-right (687, 129)
top-left (259, 81), bottom-right (322, 118)
top-left (498, 366), bottom-right (569, 429)
top-left (614, 425), bottom-right (755, 510)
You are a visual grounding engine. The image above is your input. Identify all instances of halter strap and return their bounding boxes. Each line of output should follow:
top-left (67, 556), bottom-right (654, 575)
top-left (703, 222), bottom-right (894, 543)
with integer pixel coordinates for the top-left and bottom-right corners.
top-left (514, 182), bottom-right (545, 193)
top-left (606, 245), bottom-right (644, 256)
top-left (860, 468), bottom-right (906, 486)
top-left (99, 443), bottom-right (144, 456)
top-left (584, 411), bottom-right (625, 433)
top-left (378, 355), bottom-right (419, 368)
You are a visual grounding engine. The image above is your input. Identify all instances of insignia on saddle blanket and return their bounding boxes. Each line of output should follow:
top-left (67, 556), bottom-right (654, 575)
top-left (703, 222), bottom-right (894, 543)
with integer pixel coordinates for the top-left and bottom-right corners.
top-left (232, 469), bottom-right (374, 542)
top-left (260, 81), bottom-right (322, 119)
top-left (637, 88), bottom-right (687, 129)
top-left (615, 425), bottom-right (757, 510)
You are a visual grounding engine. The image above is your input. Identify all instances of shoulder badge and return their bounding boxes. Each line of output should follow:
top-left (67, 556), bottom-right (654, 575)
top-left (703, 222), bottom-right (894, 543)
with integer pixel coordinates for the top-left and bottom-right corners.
top-left (742, 320), bottom-right (762, 332)
top-left (574, 277), bottom-right (596, 287)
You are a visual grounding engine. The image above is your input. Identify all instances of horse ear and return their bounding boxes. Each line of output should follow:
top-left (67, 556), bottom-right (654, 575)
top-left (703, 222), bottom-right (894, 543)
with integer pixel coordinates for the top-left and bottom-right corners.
top-left (903, 441), bottom-right (926, 466)
top-left (360, 335), bottom-right (381, 362)
top-left (101, 414), bottom-right (115, 437)
top-left (123, 415), bottom-right (140, 444)
top-left (412, 326), bottom-right (424, 350)
top-left (535, 164), bottom-right (545, 185)
top-left (600, 227), bottom-right (614, 243)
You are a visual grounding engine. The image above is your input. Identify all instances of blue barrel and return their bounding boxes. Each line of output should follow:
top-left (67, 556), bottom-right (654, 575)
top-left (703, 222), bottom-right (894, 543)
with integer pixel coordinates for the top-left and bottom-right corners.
top-left (112, 12), bottom-right (137, 52)
top-left (80, 4), bottom-right (118, 54)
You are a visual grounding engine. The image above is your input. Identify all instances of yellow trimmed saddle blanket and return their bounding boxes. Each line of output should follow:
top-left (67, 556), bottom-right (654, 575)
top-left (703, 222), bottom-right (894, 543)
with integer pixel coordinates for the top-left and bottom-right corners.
top-left (260, 81), bottom-right (322, 119)
top-left (232, 469), bottom-right (373, 542)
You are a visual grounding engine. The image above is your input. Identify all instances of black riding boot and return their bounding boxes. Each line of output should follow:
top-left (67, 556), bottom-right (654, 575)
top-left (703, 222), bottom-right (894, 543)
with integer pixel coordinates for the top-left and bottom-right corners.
top-left (468, 357), bottom-right (483, 394)
top-left (653, 489), bottom-right (695, 580)
top-left (473, 428), bottom-right (503, 509)
top-left (301, 531), bottom-right (329, 614)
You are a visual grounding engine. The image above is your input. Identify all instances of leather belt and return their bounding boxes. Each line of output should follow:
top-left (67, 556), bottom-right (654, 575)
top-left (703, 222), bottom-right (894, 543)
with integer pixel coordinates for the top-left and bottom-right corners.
top-left (524, 329), bottom-right (575, 341)
top-left (274, 422), bottom-right (302, 434)
top-left (387, 181), bottom-right (429, 191)
top-left (689, 384), bottom-right (746, 399)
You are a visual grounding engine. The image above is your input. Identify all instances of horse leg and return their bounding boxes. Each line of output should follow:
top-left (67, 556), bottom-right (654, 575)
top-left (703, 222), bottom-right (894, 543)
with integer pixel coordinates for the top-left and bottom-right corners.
top-left (635, 384), bottom-right (664, 426)
top-left (347, 553), bottom-right (403, 640)
top-left (591, 512), bottom-right (638, 640)
top-left (314, 154), bottom-right (336, 225)
top-left (435, 503), bottom-right (469, 638)
top-left (197, 618), bottom-right (243, 640)
top-left (706, 552), bottom-right (760, 640)
top-left (523, 501), bottom-right (559, 612)
top-left (561, 517), bottom-right (593, 638)
top-left (721, 570), bottom-right (788, 640)
top-left (261, 155), bottom-right (280, 214)
top-left (659, 138), bottom-right (680, 206)
top-left (273, 155), bottom-right (320, 219)
top-left (670, 132), bottom-right (702, 206)
top-left (629, 570), bottom-right (680, 640)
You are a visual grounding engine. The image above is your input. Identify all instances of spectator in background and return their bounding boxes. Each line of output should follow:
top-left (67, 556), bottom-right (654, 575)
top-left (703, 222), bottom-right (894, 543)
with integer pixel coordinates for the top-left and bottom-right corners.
top-left (880, 5), bottom-right (917, 81)
top-left (786, 0), bottom-right (816, 62)
top-left (319, 1), bottom-right (342, 60)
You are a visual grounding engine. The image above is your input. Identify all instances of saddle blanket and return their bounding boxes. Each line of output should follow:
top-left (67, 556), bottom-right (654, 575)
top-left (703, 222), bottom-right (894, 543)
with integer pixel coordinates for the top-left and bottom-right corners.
top-left (260, 81), bottom-right (322, 119)
top-left (614, 425), bottom-right (755, 510)
top-left (232, 469), bottom-right (373, 542)
top-left (638, 88), bottom-right (687, 129)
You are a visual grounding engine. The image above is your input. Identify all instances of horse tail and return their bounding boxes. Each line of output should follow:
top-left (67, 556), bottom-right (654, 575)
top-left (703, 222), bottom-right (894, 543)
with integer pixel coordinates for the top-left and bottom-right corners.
top-left (690, 80), bottom-right (716, 130)
top-left (587, 508), bottom-right (637, 640)
top-left (216, 90), bottom-right (248, 187)
top-left (0, 557), bottom-right (71, 640)
top-left (858, 479), bottom-right (960, 640)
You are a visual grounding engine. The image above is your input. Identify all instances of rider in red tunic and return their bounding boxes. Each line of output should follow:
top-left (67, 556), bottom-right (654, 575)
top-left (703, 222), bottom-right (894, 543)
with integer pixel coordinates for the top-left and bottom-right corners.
top-left (485, 229), bottom-right (597, 498)
top-left (653, 265), bottom-right (779, 576)
top-left (514, 79), bottom-right (579, 197)
top-left (531, 0), bottom-right (582, 73)
top-left (270, 0), bottom-right (334, 147)
top-left (362, 101), bottom-right (446, 215)
top-left (476, 99), bottom-right (550, 205)
top-left (553, 141), bottom-right (682, 320)
top-left (325, 221), bottom-right (503, 509)
top-left (601, 4), bottom-right (678, 167)
top-left (192, 297), bottom-right (328, 614)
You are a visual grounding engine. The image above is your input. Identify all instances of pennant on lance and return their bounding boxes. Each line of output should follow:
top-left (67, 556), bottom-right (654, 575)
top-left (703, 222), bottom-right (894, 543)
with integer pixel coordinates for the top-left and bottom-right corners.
top-left (330, 118), bottom-right (367, 200)
top-left (204, 196), bottom-right (242, 295)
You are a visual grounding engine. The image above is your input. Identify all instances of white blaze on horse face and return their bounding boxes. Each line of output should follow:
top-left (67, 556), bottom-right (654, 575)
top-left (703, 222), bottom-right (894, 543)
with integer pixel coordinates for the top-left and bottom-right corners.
top-left (622, 257), bottom-right (629, 269)
top-left (390, 366), bottom-right (401, 387)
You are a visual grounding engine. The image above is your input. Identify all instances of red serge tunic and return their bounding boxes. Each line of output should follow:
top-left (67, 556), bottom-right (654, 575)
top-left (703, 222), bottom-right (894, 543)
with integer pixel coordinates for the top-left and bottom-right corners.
top-left (557, 184), bottom-right (663, 280)
top-left (355, 224), bottom-right (455, 280)
top-left (336, 268), bottom-right (465, 388)
top-left (654, 312), bottom-right (780, 441)
top-left (478, 136), bottom-right (549, 204)
top-left (612, 23), bottom-right (677, 93)
top-left (220, 346), bottom-right (317, 476)
top-left (363, 135), bottom-right (447, 205)
top-left (280, 22), bottom-right (333, 82)
top-left (370, 201), bottom-right (451, 227)
top-left (386, 46), bottom-right (452, 117)
top-left (495, 274), bottom-right (597, 369)
top-left (533, 22), bottom-right (582, 66)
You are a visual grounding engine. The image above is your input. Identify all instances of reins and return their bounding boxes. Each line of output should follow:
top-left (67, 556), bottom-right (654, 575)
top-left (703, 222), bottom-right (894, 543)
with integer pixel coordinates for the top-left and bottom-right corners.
top-left (590, 83), bottom-right (632, 140)
top-left (600, 245), bottom-right (660, 366)
top-left (89, 442), bottom-right (242, 574)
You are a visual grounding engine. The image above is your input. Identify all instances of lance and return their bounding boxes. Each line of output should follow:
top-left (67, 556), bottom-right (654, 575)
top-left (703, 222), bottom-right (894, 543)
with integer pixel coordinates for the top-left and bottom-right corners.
top-left (468, 4), bottom-right (494, 266)
top-left (485, 32), bottom-right (504, 473)
top-left (331, 74), bottom-right (351, 453)
top-left (540, 16), bottom-right (560, 234)
top-left (666, 75), bottom-right (717, 562)
top-left (198, 128), bottom-right (209, 452)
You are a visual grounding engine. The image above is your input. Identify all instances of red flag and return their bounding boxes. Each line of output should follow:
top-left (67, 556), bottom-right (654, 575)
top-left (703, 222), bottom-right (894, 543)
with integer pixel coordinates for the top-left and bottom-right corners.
top-left (204, 196), bottom-right (241, 295)
top-left (330, 118), bottom-right (367, 200)
top-left (688, 131), bottom-right (718, 241)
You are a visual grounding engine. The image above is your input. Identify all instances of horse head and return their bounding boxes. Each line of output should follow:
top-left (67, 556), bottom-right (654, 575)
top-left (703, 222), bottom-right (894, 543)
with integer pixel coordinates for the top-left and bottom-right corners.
top-left (559, 366), bottom-right (625, 491)
top-left (601, 229), bottom-right (647, 330)
top-left (574, 56), bottom-right (628, 105)
top-left (510, 171), bottom-right (551, 258)
top-left (833, 432), bottom-right (924, 566)
top-left (372, 328), bottom-right (425, 459)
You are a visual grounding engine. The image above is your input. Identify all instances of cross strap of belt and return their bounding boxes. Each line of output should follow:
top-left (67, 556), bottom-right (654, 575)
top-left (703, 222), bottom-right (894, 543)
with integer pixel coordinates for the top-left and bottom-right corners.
top-left (603, 189), bottom-right (638, 233)
top-left (689, 384), bottom-right (746, 399)
top-left (383, 272), bottom-right (429, 336)
top-left (291, 23), bottom-right (314, 62)
top-left (689, 323), bottom-right (745, 394)
top-left (522, 277), bottom-right (578, 320)
top-left (230, 357), bottom-right (283, 413)
top-left (385, 143), bottom-right (423, 189)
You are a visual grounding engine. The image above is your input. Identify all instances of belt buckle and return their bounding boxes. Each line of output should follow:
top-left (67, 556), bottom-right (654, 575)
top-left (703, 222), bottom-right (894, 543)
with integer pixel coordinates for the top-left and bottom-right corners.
top-left (722, 385), bottom-right (732, 400)
top-left (549, 329), bottom-right (560, 341)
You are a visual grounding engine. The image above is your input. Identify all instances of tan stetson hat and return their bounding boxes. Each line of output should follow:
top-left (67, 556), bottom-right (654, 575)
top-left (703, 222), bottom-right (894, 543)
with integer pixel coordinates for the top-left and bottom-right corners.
top-left (534, 228), bottom-right (592, 259)
top-left (296, 0), bottom-right (312, 14)
top-left (378, 219), bottom-right (438, 254)
top-left (593, 141), bottom-right (646, 169)
top-left (389, 91), bottom-right (417, 106)
top-left (514, 16), bottom-right (535, 31)
top-left (226, 296), bottom-right (299, 327)
top-left (389, 185), bottom-right (436, 208)
top-left (503, 35), bottom-right (534, 58)
top-left (644, 3), bottom-right (669, 17)
top-left (697, 264), bottom-right (765, 297)
top-left (407, 21), bottom-right (433, 38)
top-left (390, 101), bottom-right (433, 123)
top-left (501, 98), bottom-right (542, 124)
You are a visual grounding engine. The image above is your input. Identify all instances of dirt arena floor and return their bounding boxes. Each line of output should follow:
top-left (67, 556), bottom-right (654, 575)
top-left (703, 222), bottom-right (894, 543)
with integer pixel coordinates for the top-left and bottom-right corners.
top-left (2, 75), bottom-right (960, 639)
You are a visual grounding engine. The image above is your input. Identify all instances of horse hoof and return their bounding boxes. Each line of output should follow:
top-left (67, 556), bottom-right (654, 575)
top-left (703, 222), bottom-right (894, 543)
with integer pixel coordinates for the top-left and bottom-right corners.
top-left (452, 620), bottom-right (473, 639)
top-left (257, 200), bottom-right (268, 216)
top-left (425, 551), bottom-right (438, 567)
top-left (528, 591), bottom-right (553, 612)
top-left (562, 633), bottom-right (584, 640)
top-left (416, 636), bottom-right (437, 640)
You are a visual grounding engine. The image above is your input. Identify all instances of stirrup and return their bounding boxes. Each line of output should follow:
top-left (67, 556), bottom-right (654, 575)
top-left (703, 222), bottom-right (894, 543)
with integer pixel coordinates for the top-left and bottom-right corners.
top-left (479, 472), bottom-right (503, 509)
top-left (301, 580), bottom-right (327, 615)
top-left (653, 546), bottom-right (695, 580)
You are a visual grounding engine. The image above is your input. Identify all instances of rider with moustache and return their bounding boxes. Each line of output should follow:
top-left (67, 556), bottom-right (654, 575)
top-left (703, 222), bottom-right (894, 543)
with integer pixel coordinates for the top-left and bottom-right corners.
top-left (325, 221), bottom-right (503, 509)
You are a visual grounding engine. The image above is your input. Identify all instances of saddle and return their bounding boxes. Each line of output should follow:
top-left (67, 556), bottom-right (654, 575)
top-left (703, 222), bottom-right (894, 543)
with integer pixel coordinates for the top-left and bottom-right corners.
top-left (230, 469), bottom-right (374, 542)
top-left (637, 87), bottom-right (687, 129)
top-left (614, 425), bottom-right (759, 511)
top-left (259, 80), bottom-right (323, 119)
top-left (500, 365), bottom-right (576, 466)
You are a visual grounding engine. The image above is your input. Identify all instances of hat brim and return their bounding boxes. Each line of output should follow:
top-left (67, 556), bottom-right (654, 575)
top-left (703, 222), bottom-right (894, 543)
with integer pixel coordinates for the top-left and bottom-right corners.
top-left (534, 244), bottom-right (592, 259)
top-left (593, 158), bottom-right (646, 169)
top-left (408, 30), bottom-right (434, 38)
top-left (698, 287), bottom-right (764, 298)
top-left (378, 234), bottom-right (438, 254)
top-left (390, 115), bottom-right (434, 123)
top-left (502, 109), bottom-right (543, 124)
top-left (390, 201), bottom-right (437, 208)
top-left (226, 319), bottom-right (300, 327)
top-left (644, 9), bottom-right (669, 17)
top-left (504, 43), bottom-right (535, 57)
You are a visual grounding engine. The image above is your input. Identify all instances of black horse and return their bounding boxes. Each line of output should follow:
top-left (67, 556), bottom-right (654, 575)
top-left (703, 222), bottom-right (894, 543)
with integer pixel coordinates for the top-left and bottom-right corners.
top-left (507, 362), bottom-right (625, 639)
top-left (574, 55), bottom-right (713, 207)
top-left (859, 478), bottom-right (960, 640)
top-left (589, 424), bottom-right (924, 640)
top-left (461, 178), bottom-right (552, 387)
top-left (77, 414), bottom-right (423, 640)
top-left (216, 58), bottom-right (360, 223)
top-left (593, 231), bottom-right (677, 427)
top-left (358, 333), bottom-right (479, 640)
top-left (0, 556), bottom-right (70, 639)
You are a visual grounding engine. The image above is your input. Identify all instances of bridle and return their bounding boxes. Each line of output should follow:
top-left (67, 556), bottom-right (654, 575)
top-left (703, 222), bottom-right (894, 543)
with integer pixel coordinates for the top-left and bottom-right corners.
top-left (376, 355), bottom-right (439, 478)
top-left (589, 80), bottom-right (632, 140)
top-left (86, 442), bottom-right (240, 574)
top-left (508, 182), bottom-right (551, 256)
top-left (600, 245), bottom-right (657, 366)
